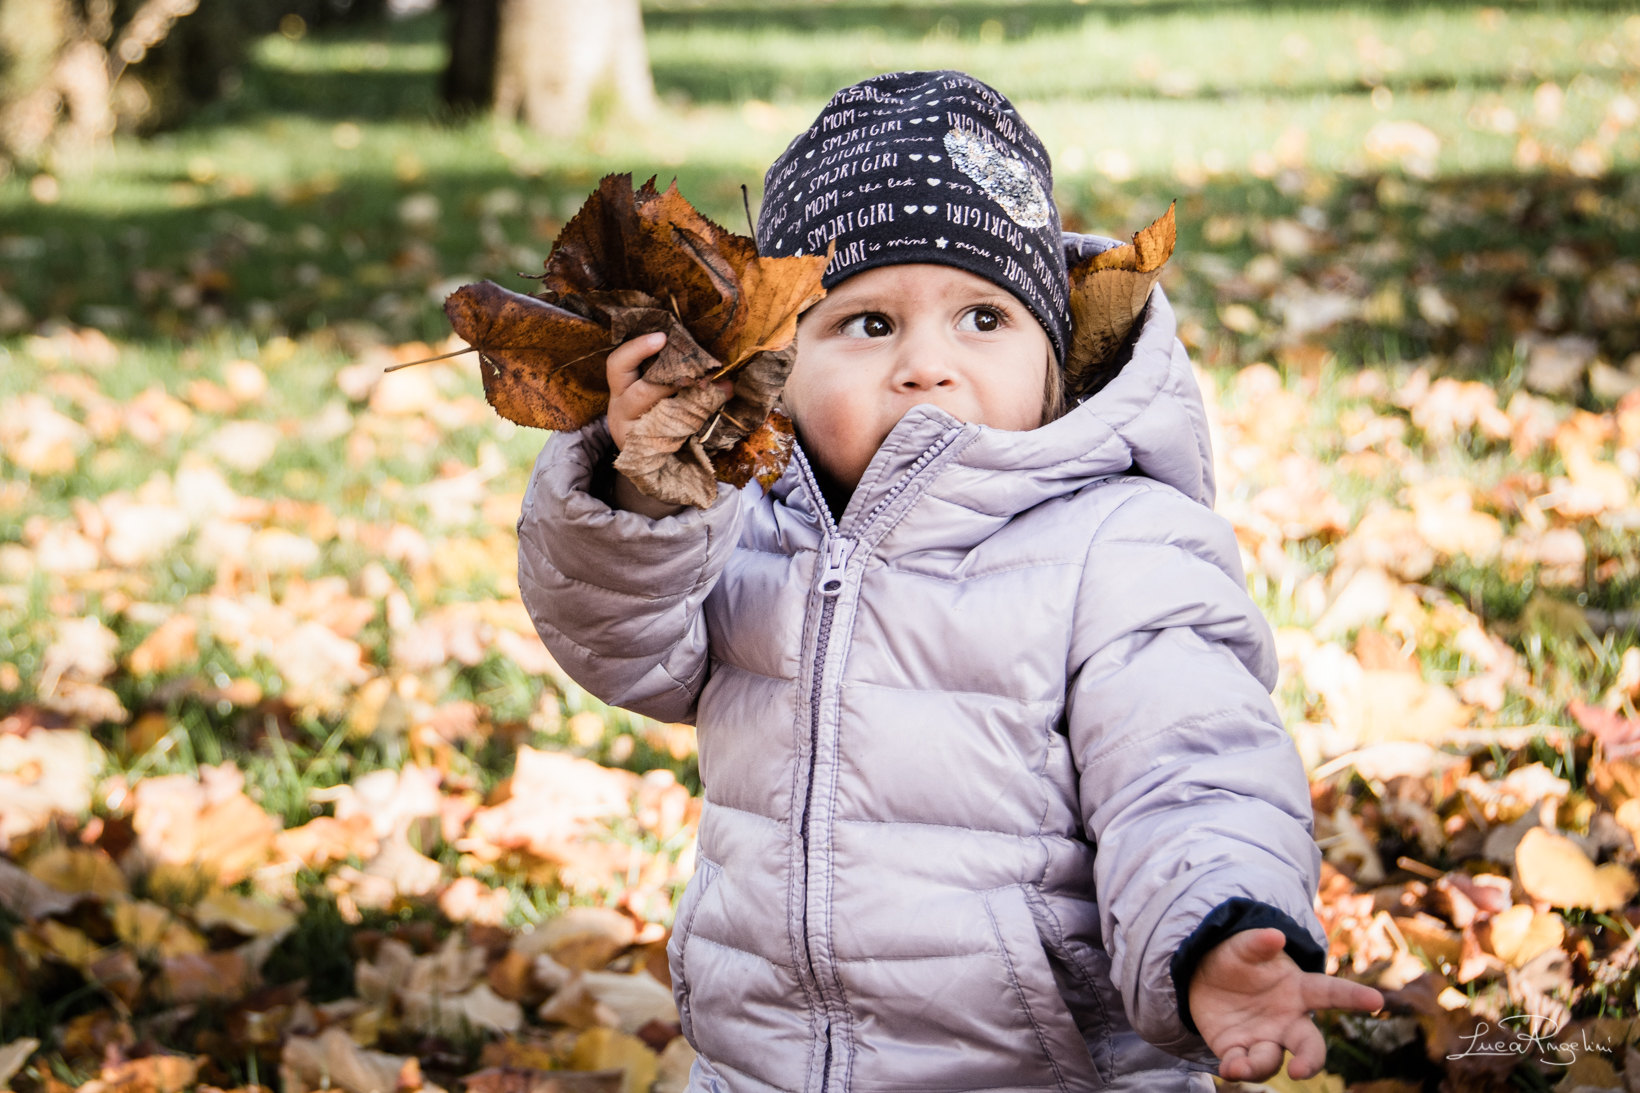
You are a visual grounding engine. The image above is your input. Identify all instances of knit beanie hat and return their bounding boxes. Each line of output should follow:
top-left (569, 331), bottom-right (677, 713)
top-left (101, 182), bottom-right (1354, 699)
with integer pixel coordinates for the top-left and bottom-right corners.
top-left (756, 70), bottom-right (1071, 363)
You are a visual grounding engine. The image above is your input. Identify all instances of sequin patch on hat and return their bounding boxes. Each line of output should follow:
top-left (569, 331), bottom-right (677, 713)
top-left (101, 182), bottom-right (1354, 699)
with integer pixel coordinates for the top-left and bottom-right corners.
top-left (943, 128), bottom-right (1051, 228)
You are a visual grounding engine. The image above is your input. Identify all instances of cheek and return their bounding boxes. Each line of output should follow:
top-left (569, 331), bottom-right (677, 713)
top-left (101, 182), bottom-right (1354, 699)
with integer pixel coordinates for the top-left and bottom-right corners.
top-left (977, 343), bottom-right (1050, 430)
top-left (784, 350), bottom-right (888, 481)
top-left (787, 369), bottom-right (870, 452)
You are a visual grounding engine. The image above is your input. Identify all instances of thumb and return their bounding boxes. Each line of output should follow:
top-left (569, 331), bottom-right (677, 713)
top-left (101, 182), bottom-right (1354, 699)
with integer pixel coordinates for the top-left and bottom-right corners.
top-left (1224, 927), bottom-right (1289, 964)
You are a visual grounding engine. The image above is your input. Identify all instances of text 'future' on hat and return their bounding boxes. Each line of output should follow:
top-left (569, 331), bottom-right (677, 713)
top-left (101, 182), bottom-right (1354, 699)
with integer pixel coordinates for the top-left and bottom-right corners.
top-left (756, 70), bottom-right (1071, 363)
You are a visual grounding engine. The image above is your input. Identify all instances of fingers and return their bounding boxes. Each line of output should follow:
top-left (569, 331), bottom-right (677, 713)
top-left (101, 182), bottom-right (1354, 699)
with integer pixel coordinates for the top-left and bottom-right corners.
top-left (1219, 1040), bottom-right (1285, 1083)
top-left (606, 332), bottom-right (667, 400)
top-left (1302, 973), bottom-right (1384, 1014)
top-left (1284, 1017), bottom-right (1327, 1080)
top-left (606, 333), bottom-right (672, 451)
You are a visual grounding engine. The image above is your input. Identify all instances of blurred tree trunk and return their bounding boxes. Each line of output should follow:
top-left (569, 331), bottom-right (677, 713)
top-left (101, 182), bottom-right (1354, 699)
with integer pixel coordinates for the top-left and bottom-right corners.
top-left (440, 0), bottom-right (495, 113)
top-left (0, 0), bottom-right (202, 166)
top-left (443, 0), bottom-right (655, 135)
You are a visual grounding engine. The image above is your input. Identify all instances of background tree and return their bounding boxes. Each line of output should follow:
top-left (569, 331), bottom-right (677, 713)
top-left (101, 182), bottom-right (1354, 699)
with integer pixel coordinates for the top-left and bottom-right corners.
top-left (0, 0), bottom-right (389, 169)
top-left (443, 0), bottom-right (655, 135)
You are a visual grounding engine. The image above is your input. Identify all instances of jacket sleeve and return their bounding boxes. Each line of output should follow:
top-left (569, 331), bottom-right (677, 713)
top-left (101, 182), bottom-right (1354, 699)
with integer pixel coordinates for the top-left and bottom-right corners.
top-left (1065, 479), bottom-right (1323, 1060)
top-left (516, 418), bottom-right (744, 724)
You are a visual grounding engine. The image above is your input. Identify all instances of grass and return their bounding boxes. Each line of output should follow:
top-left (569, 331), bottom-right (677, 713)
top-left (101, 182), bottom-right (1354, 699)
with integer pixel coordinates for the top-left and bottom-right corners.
top-left (1, 5), bottom-right (1637, 347)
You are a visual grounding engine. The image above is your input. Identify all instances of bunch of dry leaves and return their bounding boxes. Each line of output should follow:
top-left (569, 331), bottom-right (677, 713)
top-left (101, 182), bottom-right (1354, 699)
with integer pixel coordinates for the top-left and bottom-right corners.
top-left (440, 174), bottom-right (826, 509)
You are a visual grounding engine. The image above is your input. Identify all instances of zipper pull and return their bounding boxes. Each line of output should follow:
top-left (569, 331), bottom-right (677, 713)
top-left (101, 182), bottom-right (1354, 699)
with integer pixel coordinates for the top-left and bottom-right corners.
top-left (819, 537), bottom-right (855, 597)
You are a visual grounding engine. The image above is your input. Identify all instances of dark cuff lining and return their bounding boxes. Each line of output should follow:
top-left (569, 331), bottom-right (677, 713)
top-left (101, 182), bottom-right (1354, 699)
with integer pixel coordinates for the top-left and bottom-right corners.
top-left (1169, 897), bottom-right (1327, 1036)
top-left (589, 437), bottom-right (620, 506)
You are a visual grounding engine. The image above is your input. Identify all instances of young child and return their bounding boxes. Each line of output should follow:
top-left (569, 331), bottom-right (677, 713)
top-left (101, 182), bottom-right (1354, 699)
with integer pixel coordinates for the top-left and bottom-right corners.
top-left (519, 71), bottom-right (1381, 1092)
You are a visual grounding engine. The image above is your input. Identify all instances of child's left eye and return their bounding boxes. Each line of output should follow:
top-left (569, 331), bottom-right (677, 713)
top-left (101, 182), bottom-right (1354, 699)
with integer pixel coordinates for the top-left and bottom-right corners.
top-left (958, 307), bottom-right (1003, 333)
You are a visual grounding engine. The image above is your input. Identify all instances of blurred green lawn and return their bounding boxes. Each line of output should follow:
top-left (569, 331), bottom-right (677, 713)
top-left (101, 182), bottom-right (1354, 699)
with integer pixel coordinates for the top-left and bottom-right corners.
top-left (1, 1), bottom-right (1636, 353)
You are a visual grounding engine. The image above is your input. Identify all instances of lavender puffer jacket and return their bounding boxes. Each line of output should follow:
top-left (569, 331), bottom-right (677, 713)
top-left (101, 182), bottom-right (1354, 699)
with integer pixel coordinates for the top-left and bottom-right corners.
top-left (517, 250), bottom-right (1324, 1093)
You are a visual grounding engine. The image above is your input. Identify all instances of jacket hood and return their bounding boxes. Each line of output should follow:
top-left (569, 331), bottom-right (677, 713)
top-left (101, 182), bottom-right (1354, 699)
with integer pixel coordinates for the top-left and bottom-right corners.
top-left (793, 232), bottom-right (1216, 534)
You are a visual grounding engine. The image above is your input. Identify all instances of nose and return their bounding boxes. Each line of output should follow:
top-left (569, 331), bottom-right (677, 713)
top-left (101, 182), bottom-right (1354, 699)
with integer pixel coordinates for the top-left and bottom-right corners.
top-left (889, 322), bottom-right (958, 393)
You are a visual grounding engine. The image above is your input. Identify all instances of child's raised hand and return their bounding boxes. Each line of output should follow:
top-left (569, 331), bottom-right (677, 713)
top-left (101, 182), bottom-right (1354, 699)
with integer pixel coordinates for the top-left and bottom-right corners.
top-left (606, 332), bottom-right (673, 452)
top-left (603, 332), bottom-right (735, 516)
top-left (1189, 928), bottom-right (1383, 1083)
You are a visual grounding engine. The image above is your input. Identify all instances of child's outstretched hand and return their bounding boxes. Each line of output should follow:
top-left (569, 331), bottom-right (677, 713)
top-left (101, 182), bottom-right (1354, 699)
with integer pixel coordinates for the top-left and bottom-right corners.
top-left (1190, 928), bottom-right (1383, 1082)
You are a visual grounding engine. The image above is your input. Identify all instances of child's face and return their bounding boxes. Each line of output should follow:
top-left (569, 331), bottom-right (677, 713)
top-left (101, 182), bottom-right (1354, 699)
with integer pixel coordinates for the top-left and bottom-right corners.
top-left (785, 264), bottom-right (1052, 491)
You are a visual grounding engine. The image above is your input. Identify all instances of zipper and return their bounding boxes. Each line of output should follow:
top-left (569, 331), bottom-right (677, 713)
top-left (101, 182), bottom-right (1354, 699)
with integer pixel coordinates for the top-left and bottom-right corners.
top-left (791, 432), bottom-right (958, 1093)
top-left (794, 447), bottom-right (844, 1092)
top-left (857, 432), bottom-right (956, 530)
top-left (818, 536), bottom-right (856, 597)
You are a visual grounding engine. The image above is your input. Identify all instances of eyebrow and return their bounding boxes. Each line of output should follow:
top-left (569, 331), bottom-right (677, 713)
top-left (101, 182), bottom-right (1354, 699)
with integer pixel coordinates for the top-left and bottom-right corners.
top-left (820, 287), bottom-right (1022, 313)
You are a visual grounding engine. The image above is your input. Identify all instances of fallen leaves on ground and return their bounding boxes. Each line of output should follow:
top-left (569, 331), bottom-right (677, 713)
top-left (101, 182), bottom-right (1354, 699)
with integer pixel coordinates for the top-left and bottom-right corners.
top-left (4, 162), bottom-right (1640, 1092)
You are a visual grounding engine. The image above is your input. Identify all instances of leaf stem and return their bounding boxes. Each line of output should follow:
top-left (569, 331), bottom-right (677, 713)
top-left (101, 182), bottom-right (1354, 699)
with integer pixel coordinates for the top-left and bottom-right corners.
top-left (382, 346), bottom-right (478, 372)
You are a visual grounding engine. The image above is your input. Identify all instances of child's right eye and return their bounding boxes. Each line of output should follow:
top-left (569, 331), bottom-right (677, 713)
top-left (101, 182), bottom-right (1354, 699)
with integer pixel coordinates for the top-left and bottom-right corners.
top-left (841, 314), bottom-right (893, 338)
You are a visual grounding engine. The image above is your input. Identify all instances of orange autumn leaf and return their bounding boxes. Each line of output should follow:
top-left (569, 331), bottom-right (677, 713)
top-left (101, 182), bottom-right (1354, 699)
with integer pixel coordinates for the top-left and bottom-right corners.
top-left (1065, 203), bottom-right (1177, 401)
top-left (126, 615), bottom-right (199, 677)
top-left (275, 813), bottom-right (381, 869)
top-left (1515, 826), bottom-right (1637, 911)
top-left (93, 1053), bottom-right (202, 1093)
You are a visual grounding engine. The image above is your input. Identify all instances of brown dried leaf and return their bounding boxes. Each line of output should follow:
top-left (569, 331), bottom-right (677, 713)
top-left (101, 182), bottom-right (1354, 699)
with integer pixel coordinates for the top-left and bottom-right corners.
top-left (445, 282), bottom-right (612, 432)
top-left (282, 1028), bottom-right (407, 1093)
top-left (159, 950), bottom-right (250, 1003)
top-left (132, 766), bottom-right (281, 886)
top-left (1090, 202), bottom-right (1177, 273)
top-left (111, 900), bottom-right (206, 958)
top-left (59, 1013), bottom-right (134, 1067)
top-left (612, 383), bottom-right (731, 509)
top-left (603, 306), bottom-right (717, 388)
top-left (1485, 904), bottom-right (1564, 967)
top-left (90, 947), bottom-right (145, 1009)
top-left (0, 1038), bottom-right (38, 1088)
top-left (1064, 203), bottom-right (1177, 401)
top-left (1515, 826), bottom-right (1637, 911)
top-left (127, 615), bottom-right (199, 677)
top-left (714, 407), bottom-right (796, 492)
top-left (567, 1030), bottom-right (657, 1093)
top-left (1571, 699), bottom-right (1640, 761)
top-left (709, 252), bottom-right (828, 371)
top-left (0, 728), bottom-right (99, 847)
top-left (0, 857), bottom-right (79, 920)
top-left (94, 1053), bottom-right (201, 1093)
top-left (713, 348), bottom-right (796, 453)
top-left (27, 846), bottom-right (128, 899)
top-left (193, 890), bottom-right (297, 940)
top-left (515, 907), bottom-right (638, 972)
top-left (459, 751), bottom-right (639, 894)
top-left (274, 814), bottom-right (380, 870)
top-left (540, 176), bottom-right (731, 339)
